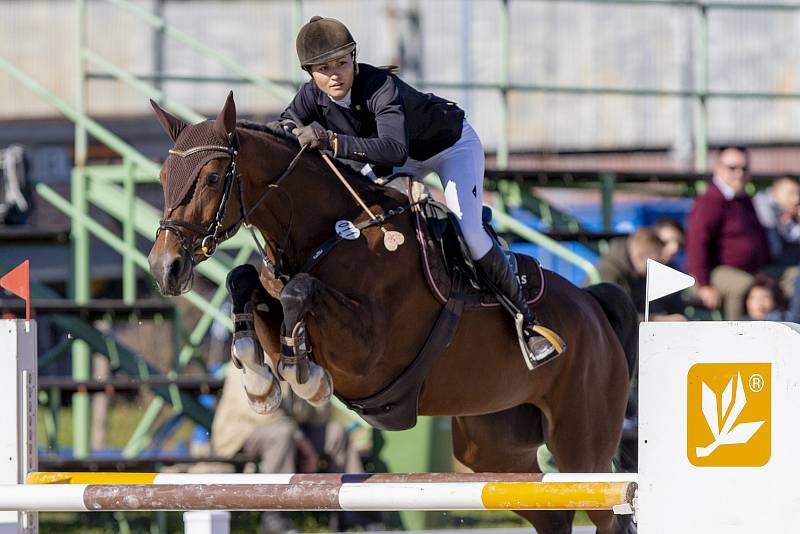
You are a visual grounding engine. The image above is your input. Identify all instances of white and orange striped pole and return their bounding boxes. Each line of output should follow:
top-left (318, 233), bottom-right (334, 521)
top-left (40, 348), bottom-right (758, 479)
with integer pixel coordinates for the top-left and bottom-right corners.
top-left (1, 479), bottom-right (636, 513)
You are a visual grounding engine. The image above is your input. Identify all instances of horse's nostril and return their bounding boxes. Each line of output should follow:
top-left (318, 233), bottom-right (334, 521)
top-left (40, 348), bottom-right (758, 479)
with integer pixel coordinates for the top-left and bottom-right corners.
top-left (167, 256), bottom-right (184, 286)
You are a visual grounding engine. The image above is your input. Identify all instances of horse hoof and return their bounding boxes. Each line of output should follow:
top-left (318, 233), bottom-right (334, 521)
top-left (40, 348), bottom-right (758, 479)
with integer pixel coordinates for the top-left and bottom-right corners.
top-left (280, 362), bottom-right (333, 406)
top-left (245, 385), bottom-right (282, 414)
top-left (304, 368), bottom-right (333, 407)
top-left (240, 366), bottom-right (282, 415)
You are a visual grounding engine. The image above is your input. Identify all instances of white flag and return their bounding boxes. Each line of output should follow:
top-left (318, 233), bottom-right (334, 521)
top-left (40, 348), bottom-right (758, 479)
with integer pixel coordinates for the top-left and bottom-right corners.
top-left (646, 258), bottom-right (695, 302)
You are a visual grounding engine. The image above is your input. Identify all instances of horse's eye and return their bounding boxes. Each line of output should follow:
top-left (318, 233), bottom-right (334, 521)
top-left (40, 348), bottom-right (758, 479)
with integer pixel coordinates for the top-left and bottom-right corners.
top-left (206, 173), bottom-right (221, 185)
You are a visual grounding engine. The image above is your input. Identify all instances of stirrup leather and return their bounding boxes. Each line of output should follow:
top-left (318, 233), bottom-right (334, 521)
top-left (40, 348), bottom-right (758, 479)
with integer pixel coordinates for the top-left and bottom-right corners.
top-left (513, 313), bottom-right (566, 370)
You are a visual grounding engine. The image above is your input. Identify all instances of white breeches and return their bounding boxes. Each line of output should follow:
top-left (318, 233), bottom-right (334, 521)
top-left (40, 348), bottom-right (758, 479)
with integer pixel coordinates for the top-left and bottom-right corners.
top-left (393, 120), bottom-right (493, 260)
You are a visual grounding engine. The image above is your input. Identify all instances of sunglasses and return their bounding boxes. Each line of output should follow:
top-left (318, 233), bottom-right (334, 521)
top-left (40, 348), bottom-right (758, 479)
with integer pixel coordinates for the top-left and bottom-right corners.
top-left (724, 163), bottom-right (749, 172)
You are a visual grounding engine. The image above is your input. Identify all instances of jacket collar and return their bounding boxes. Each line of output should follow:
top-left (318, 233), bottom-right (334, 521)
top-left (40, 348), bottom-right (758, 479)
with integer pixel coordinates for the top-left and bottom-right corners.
top-left (712, 175), bottom-right (737, 200)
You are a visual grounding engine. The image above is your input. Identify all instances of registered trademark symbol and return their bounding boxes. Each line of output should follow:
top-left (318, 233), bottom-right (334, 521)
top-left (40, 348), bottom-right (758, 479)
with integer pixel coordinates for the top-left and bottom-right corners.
top-left (749, 373), bottom-right (765, 393)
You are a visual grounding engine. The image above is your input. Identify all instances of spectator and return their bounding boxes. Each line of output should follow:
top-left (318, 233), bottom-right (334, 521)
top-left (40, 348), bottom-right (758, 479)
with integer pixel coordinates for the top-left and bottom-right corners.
top-left (753, 176), bottom-right (800, 264)
top-left (652, 217), bottom-right (685, 268)
top-left (685, 146), bottom-right (769, 320)
top-left (596, 228), bottom-right (685, 320)
top-left (741, 275), bottom-right (788, 321)
top-left (753, 176), bottom-right (800, 319)
top-left (211, 366), bottom-right (367, 533)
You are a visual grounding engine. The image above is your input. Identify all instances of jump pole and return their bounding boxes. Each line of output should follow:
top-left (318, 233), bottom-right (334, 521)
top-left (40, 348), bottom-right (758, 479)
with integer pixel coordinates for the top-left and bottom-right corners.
top-left (0, 481), bottom-right (637, 512)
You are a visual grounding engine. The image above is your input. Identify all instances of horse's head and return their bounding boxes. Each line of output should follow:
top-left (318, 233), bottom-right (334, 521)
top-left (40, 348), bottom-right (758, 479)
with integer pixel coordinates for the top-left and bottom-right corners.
top-left (148, 92), bottom-right (244, 295)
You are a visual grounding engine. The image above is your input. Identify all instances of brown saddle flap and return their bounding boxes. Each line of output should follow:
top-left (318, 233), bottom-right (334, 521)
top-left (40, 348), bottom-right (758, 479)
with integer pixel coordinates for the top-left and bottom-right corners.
top-left (411, 200), bottom-right (546, 310)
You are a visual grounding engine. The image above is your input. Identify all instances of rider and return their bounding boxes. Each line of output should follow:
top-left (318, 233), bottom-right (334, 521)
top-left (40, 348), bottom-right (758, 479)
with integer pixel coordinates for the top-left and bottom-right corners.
top-left (280, 16), bottom-right (565, 365)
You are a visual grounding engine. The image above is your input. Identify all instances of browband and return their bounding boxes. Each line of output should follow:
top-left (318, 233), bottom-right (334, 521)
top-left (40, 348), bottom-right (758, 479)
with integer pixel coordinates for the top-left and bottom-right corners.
top-left (168, 145), bottom-right (235, 158)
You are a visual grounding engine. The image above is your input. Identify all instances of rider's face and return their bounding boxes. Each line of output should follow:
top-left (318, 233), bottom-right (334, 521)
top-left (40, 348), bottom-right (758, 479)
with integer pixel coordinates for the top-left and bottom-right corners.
top-left (310, 54), bottom-right (355, 101)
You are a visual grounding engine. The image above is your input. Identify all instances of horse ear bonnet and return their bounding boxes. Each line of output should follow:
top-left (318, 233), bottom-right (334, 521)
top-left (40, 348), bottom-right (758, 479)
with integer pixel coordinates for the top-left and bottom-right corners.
top-left (163, 121), bottom-right (231, 210)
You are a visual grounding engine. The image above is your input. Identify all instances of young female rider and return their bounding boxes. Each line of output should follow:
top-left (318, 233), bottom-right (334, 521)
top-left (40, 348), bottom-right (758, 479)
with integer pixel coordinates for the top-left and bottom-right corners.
top-left (281, 16), bottom-right (564, 366)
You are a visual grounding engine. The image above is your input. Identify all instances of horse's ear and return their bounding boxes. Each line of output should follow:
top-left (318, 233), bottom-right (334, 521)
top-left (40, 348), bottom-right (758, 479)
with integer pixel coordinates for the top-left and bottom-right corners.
top-left (214, 91), bottom-right (237, 139)
top-left (150, 99), bottom-right (187, 142)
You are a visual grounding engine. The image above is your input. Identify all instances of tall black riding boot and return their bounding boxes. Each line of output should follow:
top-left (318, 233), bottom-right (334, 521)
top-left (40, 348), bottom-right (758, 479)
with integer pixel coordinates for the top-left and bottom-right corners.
top-left (475, 243), bottom-right (566, 368)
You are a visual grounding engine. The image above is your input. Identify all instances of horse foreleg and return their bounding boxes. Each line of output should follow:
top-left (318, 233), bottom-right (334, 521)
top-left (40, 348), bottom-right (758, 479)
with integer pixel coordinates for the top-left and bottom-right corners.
top-left (226, 264), bottom-right (282, 414)
top-left (278, 273), bottom-right (333, 406)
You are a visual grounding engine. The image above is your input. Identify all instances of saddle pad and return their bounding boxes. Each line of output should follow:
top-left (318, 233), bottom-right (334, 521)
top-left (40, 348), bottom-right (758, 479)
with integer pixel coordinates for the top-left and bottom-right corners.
top-left (411, 202), bottom-right (546, 310)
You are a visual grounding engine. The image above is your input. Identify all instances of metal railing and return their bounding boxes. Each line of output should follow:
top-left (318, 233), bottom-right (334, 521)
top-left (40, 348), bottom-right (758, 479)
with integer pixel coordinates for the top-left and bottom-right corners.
top-left (75, 0), bottom-right (800, 174)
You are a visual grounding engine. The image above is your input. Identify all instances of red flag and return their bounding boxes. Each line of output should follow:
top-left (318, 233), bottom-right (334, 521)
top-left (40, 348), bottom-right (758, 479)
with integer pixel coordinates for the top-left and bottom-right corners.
top-left (1, 260), bottom-right (30, 320)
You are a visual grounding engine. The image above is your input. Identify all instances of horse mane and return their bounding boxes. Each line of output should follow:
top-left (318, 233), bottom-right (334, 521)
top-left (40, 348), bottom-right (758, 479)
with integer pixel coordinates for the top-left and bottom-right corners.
top-left (236, 119), bottom-right (299, 147)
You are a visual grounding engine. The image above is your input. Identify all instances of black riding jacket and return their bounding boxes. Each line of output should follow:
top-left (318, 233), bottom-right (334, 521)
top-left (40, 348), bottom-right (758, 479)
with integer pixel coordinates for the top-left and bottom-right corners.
top-left (281, 63), bottom-right (465, 175)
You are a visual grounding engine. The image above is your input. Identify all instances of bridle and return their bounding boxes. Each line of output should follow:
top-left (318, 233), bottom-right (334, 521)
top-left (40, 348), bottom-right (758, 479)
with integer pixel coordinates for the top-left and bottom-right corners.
top-left (157, 133), bottom-right (306, 271)
top-left (158, 140), bottom-right (242, 263)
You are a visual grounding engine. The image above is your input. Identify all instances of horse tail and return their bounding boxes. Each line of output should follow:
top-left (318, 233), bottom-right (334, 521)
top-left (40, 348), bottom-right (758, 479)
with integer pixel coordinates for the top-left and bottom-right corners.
top-left (584, 282), bottom-right (638, 380)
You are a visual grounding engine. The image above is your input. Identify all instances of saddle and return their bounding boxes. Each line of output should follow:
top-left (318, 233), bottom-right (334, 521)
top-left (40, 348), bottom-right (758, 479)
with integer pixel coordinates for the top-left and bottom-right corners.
top-left (403, 177), bottom-right (546, 309)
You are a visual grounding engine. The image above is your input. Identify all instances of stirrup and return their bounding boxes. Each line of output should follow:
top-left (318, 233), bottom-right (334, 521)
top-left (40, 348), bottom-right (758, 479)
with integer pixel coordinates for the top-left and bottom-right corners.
top-left (513, 314), bottom-right (566, 370)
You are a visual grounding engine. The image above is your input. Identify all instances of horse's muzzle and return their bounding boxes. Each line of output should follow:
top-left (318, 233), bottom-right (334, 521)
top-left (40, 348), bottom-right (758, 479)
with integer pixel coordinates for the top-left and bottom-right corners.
top-left (148, 247), bottom-right (193, 296)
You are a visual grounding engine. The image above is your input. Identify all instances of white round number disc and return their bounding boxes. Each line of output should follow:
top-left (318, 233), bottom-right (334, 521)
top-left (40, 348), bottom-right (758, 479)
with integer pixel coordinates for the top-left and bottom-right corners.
top-left (335, 220), bottom-right (361, 240)
top-left (383, 230), bottom-right (405, 252)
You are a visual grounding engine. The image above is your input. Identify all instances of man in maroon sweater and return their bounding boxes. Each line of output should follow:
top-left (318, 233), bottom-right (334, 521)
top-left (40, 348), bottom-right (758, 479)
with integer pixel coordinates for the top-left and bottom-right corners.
top-left (686, 146), bottom-right (769, 319)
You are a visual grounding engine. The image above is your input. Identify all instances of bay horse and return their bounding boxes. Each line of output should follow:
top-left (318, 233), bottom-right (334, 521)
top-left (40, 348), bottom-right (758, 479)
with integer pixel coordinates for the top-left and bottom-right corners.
top-left (147, 93), bottom-right (637, 534)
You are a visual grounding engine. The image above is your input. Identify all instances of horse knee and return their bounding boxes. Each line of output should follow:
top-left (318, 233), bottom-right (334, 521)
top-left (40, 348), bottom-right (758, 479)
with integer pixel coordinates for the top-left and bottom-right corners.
top-left (281, 274), bottom-right (317, 305)
top-left (281, 274), bottom-right (319, 324)
top-left (226, 264), bottom-right (261, 312)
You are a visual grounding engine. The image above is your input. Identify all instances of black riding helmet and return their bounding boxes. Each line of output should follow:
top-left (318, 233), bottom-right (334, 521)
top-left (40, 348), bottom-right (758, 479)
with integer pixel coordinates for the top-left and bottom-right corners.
top-left (296, 16), bottom-right (357, 71)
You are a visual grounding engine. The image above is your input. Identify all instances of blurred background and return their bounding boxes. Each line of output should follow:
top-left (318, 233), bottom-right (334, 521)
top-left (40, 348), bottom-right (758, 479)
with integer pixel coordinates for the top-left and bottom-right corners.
top-left (2, 1), bottom-right (799, 532)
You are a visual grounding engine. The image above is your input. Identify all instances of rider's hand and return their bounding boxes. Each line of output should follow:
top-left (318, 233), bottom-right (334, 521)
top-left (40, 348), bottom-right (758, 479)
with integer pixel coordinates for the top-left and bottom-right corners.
top-left (293, 125), bottom-right (335, 152)
top-left (697, 285), bottom-right (722, 309)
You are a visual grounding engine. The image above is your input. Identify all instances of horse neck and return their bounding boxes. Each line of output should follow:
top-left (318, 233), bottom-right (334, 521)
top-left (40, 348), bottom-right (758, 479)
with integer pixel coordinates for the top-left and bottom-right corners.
top-left (237, 130), bottom-right (379, 270)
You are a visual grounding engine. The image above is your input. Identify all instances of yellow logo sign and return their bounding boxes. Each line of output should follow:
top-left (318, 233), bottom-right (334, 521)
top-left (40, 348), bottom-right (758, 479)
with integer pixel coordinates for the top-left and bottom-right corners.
top-left (687, 363), bottom-right (770, 467)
